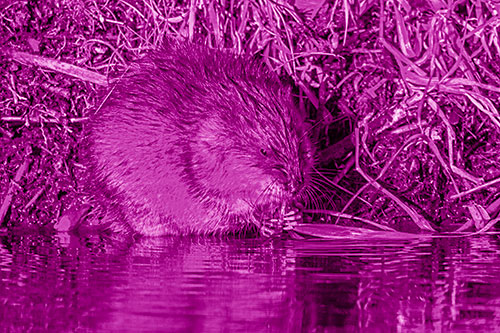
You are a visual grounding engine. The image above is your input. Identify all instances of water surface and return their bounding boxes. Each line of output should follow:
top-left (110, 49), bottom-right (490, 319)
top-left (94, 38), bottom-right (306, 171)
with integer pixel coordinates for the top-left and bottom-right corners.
top-left (1, 231), bottom-right (500, 332)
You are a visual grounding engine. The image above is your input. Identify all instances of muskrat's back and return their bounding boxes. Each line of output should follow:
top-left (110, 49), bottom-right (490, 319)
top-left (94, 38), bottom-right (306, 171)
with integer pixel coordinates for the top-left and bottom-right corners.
top-left (85, 41), bottom-right (313, 236)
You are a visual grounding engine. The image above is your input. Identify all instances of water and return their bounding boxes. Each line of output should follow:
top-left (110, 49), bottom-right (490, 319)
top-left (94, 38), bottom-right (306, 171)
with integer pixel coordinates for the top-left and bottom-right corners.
top-left (1, 231), bottom-right (500, 332)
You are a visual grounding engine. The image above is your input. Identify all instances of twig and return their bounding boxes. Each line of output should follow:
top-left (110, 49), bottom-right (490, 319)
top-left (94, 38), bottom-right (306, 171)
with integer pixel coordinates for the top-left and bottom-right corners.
top-left (0, 157), bottom-right (31, 224)
top-left (9, 49), bottom-right (108, 87)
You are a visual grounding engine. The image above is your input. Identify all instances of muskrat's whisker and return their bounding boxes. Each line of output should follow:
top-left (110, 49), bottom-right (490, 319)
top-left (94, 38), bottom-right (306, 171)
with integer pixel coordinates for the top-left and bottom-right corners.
top-left (309, 178), bottom-right (338, 199)
top-left (302, 187), bottom-right (316, 210)
top-left (309, 177), bottom-right (338, 209)
top-left (301, 184), bottom-right (317, 210)
top-left (306, 184), bottom-right (328, 211)
top-left (311, 167), bottom-right (364, 200)
top-left (312, 166), bottom-right (343, 188)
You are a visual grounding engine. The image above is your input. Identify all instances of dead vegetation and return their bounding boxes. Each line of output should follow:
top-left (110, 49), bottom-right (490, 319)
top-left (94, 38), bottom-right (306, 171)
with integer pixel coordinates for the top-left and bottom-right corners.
top-left (1, 0), bottom-right (500, 234)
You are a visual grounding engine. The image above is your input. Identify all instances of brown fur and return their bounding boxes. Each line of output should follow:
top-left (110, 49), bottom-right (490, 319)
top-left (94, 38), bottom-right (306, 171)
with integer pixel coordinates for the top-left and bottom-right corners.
top-left (83, 41), bottom-right (314, 236)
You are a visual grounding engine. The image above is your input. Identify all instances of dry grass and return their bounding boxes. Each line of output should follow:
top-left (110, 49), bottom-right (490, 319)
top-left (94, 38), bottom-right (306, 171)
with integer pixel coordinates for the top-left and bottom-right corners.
top-left (1, 0), bottom-right (500, 234)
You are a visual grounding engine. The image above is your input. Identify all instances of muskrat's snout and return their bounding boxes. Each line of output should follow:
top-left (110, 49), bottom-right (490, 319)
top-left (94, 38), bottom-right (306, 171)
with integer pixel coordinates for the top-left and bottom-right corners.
top-left (285, 181), bottom-right (297, 195)
top-left (284, 176), bottom-right (300, 195)
top-left (273, 168), bottom-right (301, 196)
top-left (281, 170), bottom-right (308, 200)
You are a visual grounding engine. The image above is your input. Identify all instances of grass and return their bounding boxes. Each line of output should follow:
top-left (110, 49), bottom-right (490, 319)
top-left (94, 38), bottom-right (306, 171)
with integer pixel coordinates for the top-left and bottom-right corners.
top-left (1, 0), bottom-right (500, 234)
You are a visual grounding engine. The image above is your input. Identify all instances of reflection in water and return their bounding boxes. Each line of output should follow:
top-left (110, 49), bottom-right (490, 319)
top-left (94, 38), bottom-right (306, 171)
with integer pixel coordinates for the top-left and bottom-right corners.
top-left (1, 232), bottom-right (500, 331)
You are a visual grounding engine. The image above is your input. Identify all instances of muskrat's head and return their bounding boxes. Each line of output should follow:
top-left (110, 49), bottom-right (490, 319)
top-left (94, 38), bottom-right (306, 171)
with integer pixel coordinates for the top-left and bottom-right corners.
top-left (186, 66), bottom-right (315, 220)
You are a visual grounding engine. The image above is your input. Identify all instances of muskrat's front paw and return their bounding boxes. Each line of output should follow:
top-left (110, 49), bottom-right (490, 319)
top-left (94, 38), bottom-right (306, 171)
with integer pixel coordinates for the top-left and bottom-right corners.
top-left (259, 209), bottom-right (302, 237)
top-left (259, 216), bottom-right (282, 237)
top-left (282, 209), bottom-right (302, 231)
top-left (260, 223), bottom-right (275, 238)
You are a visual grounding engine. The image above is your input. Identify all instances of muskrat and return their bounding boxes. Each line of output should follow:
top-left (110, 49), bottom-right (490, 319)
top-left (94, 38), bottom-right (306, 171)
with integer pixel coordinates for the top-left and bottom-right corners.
top-left (83, 40), bottom-right (314, 236)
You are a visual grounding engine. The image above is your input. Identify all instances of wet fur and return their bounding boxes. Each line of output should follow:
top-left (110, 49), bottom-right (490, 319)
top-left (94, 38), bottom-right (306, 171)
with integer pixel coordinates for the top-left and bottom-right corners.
top-left (84, 41), bottom-right (314, 236)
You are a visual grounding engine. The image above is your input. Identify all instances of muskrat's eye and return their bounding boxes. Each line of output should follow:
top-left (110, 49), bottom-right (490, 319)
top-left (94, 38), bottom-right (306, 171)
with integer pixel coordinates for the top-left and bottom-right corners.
top-left (260, 148), bottom-right (268, 156)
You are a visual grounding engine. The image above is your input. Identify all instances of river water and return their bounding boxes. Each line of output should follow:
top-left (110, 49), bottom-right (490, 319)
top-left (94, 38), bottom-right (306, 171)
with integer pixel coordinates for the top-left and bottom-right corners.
top-left (1, 230), bottom-right (500, 332)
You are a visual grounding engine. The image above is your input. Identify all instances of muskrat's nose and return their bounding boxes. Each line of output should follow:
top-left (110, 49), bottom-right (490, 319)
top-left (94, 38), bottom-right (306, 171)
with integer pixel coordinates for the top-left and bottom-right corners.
top-left (286, 177), bottom-right (303, 196)
top-left (286, 181), bottom-right (297, 195)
